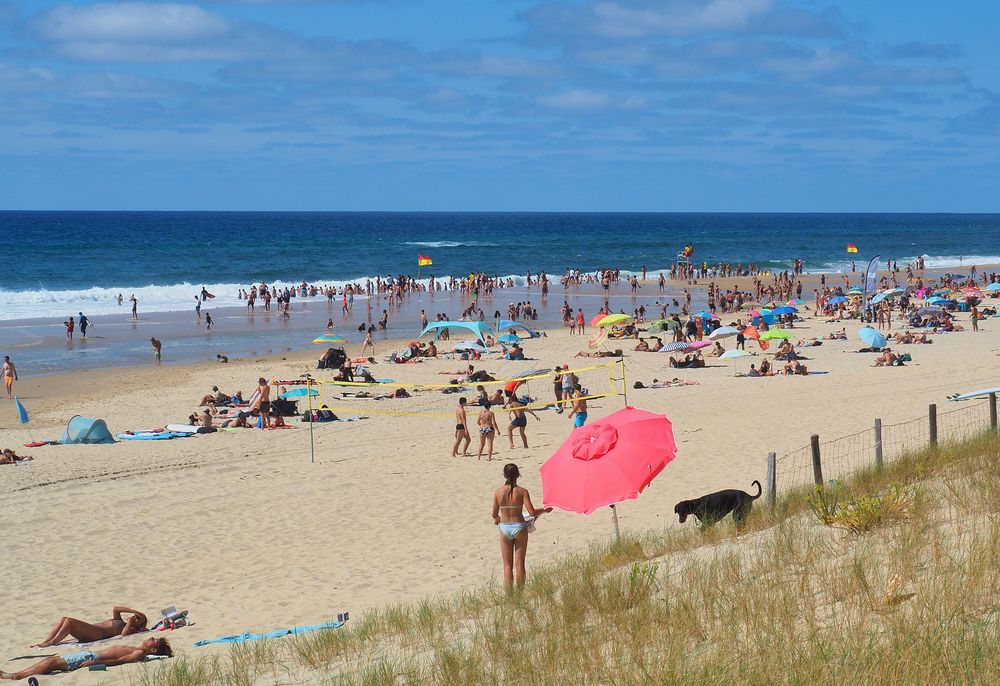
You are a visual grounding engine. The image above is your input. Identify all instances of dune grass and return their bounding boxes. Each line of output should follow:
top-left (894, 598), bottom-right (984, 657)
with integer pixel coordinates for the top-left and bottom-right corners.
top-left (126, 431), bottom-right (1000, 685)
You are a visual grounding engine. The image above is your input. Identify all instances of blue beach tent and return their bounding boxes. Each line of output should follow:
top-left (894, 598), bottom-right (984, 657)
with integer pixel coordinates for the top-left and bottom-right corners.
top-left (419, 321), bottom-right (493, 345)
top-left (60, 415), bottom-right (116, 444)
top-left (497, 319), bottom-right (542, 338)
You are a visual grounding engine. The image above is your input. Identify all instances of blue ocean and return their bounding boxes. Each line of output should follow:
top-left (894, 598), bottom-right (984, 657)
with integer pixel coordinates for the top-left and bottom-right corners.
top-left (3, 212), bottom-right (1000, 374)
top-left (3, 211), bottom-right (1000, 320)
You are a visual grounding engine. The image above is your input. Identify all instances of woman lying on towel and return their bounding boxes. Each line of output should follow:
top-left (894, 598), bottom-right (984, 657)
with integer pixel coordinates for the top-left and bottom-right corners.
top-left (2, 637), bottom-right (171, 680)
top-left (31, 606), bottom-right (148, 647)
top-left (0, 449), bottom-right (32, 465)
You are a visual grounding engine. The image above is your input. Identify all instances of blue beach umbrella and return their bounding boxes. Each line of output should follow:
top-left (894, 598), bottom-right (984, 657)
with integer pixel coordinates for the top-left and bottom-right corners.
top-left (986, 283), bottom-right (1000, 292)
top-left (771, 305), bottom-right (797, 315)
top-left (858, 327), bottom-right (887, 349)
top-left (498, 333), bottom-right (521, 344)
top-left (829, 296), bottom-right (848, 305)
top-left (694, 311), bottom-right (718, 320)
top-left (926, 296), bottom-right (948, 305)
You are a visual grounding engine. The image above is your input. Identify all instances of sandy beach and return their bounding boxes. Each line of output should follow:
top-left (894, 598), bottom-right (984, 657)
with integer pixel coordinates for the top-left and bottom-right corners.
top-left (2, 288), bottom-right (999, 682)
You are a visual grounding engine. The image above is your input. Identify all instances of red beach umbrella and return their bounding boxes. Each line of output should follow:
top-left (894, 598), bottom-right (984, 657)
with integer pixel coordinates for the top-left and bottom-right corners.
top-left (540, 406), bottom-right (676, 516)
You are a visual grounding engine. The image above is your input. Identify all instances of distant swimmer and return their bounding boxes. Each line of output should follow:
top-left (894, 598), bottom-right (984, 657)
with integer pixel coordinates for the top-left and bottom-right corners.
top-left (2, 356), bottom-right (17, 399)
top-left (117, 293), bottom-right (123, 306)
top-left (150, 337), bottom-right (161, 364)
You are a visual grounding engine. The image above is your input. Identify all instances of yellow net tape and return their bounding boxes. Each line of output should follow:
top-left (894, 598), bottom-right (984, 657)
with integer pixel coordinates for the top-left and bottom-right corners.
top-left (310, 361), bottom-right (620, 389)
top-left (315, 392), bottom-right (611, 418)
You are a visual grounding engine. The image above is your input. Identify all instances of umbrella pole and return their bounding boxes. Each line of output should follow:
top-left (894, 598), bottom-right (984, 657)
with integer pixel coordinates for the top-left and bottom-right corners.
top-left (610, 503), bottom-right (621, 540)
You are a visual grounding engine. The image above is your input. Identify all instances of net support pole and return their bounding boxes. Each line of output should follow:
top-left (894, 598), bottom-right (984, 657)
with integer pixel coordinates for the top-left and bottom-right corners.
top-left (929, 403), bottom-right (938, 447)
top-left (609, 503), bottom-right (621, 541)
top-left (620, 359), bottom-right (627, 407)
top-left (766, 452), bottom-right (776, 510)
top-left (991, 393), bottom-right (998, 431)
top-left (810, 434), bottom-right (823, 486)
top-left (874, 418), bottom-right (883, 471)
top-left (306, 375), bottom-right (316, 464)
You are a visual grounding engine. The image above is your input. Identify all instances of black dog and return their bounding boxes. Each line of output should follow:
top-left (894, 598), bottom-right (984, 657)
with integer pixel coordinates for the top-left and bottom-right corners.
top-left (674, 481), bottom-right (762, 531)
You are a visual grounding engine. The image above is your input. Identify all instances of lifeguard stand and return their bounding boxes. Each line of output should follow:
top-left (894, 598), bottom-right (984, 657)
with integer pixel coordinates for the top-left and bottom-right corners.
top-left (676, 244), bottom-right (694, 272)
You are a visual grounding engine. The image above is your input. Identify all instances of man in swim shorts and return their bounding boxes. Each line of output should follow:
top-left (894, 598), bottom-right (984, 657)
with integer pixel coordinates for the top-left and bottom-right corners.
top-left (2, 356), bottom-right (16, 399)
top-left (255, 377), bottom-right (271, 429)
top-left (0, 637), bottom-right (171, 680)
top-left (568, 384), bottom-right (588, 428)
top-left (452, 397), bottom-right (470, 457)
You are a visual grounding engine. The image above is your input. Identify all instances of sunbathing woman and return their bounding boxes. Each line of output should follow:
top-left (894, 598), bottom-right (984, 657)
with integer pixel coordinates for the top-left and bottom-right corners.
top-left (31, 606), bottom-right (147, 647)
top-left (0, 449), bottom-right (32, 465)
top-left (574, 349), bottom-right (623, 358)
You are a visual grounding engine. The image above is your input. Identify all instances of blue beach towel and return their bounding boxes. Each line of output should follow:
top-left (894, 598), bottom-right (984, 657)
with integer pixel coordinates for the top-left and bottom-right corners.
top-left (193, 613), bottom-right (348, 647)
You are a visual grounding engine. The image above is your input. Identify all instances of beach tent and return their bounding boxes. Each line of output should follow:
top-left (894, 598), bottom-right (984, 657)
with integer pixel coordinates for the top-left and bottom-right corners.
top-left (60, 415), bottom-right (115, 444)
top-left (420, 321), bottom-right (493, 345)
top-left (497, 319), bottom-right (542, 338)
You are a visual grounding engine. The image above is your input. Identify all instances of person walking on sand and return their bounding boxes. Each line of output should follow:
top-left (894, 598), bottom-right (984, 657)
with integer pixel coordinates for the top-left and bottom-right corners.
top-left (506, 396), bottom-right (539, 449)
top-left (2, 356), bottom-right (17, 399)
top-left (254, 377), bottom-right (272, 429)
top-left (492, 463), bottom-right (552, 590)
top-left (452, 397), bottom-right (471, 457)
top-left (361, 329), bottom-right (375, 357)
top-left (576, 308), bottom-right (585, 335)
top-left (1, 637), bottom-right (171, 680)
top-left (476, 400), bottom-right (500, 461)
top-left (150, 337), bottom-right (161, 364)
top-left (972, 305), bottom-right (980, 332)
top-left (568, 383), bottom-right (588, 428)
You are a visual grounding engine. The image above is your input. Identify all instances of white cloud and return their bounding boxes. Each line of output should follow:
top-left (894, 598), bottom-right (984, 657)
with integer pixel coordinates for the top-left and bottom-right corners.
top-left (38, 3), bottom-right (228, 44)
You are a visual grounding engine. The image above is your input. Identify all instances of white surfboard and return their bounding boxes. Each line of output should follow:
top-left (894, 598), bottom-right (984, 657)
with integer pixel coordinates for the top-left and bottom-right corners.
top-left (947, 387), bottom-right (1000, 402)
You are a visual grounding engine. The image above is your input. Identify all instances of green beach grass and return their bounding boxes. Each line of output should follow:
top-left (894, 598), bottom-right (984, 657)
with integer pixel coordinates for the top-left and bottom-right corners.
top-left (129, 431), bottom-right (1000, 685)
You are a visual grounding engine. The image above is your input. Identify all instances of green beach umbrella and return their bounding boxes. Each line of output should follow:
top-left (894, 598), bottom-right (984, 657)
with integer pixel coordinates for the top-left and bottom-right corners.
top-left (597, 313), bottom-right (632, 328)
top-left (759, 328), bottom-right (792, 341)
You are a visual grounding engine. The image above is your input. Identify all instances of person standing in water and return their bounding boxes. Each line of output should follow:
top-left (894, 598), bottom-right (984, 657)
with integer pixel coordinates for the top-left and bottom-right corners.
top-left (150, 337), bottom-right (161, 364)
top-left (205, 312), bottom-right (213, 332)
top-left (78, 312), bottom-right (89, 338)
top-left (492, 463), bottom-right (552, 590)
top-left (130, 295), bottom-right (138, 320)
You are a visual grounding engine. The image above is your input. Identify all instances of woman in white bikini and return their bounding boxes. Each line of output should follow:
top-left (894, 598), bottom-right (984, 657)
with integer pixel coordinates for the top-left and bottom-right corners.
top-left (492, 463), bottom-right (552, 590)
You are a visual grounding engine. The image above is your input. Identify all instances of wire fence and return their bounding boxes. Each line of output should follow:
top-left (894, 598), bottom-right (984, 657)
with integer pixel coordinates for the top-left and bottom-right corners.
top-left (772, 396), bottom-right (996, 496)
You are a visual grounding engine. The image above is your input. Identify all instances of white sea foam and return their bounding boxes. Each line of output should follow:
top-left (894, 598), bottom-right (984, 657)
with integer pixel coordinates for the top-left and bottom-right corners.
top-left (403, 241), bottom-right (499, 248)
top-left (801, 254), bottom-right (1000, 275)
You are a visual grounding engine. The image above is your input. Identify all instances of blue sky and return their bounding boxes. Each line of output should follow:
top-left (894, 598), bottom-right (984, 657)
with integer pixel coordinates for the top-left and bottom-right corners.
top-left (2, 0), bottom-right (999, 211)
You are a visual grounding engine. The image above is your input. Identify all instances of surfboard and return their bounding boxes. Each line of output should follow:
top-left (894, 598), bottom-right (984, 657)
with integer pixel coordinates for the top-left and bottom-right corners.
top-left (946, 386), bottom-right (1000, 402)
top-left (117, 432), bottom-right (177, 440)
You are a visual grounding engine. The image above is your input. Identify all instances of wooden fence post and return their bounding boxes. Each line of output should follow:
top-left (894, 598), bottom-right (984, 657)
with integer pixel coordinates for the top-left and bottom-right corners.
top-left (990, 393), bottom-right (997, 431)
top-left (929, 404), bottom-right (938, 447)
top-left (767, 452), bottom-right (776, 509)
top-left (810, 434), bottom-right (823, 485)
top-left (874, 418), bottom-right (883, 471)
